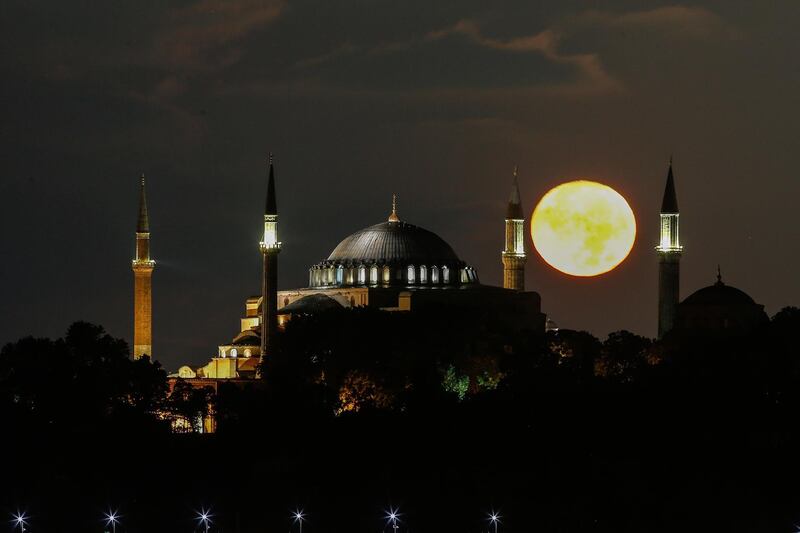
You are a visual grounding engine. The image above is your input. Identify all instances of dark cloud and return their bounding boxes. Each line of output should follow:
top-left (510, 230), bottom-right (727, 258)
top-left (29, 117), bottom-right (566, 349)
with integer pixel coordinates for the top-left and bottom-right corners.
top-left (1, 1), bottom-right (799, 371)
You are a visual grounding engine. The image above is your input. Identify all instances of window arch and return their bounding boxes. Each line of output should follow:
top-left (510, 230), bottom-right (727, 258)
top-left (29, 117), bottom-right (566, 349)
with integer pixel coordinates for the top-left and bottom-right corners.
top-left (407, 265), bottom-right (416, 284)
top-left (431, 265), bottom-right (440, 284)
top-left (358, 265), bottom-right (366, 285)
top-left (370, 265), bottom-right (378, 284)
top-left (383, 266), bottom-right (391, 283)
top-left (442, 265), bottom-right (450, 284)
top-left (243, 349), bottom-right (252, 358)
top-left (336, 265), bottom-right (344, 284)
top-left (230, 348), bottom-right (238, 358)
top-left (420, 265), bottom-right (428, 284)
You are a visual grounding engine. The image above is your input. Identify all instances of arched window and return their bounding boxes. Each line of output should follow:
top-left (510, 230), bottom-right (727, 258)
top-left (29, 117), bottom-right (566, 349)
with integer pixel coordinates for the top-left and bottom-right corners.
top-left (358, 265), bottom-right (366, 284)
top-left (336, 265), bottom-right (344, 285)
top-left (442, 265), bottom-right (450, 284)
top-left (243, 349), bottom-right (252, 358)
top-left (219, 348), bottom-right (227, 358)
top-left (370, 265), bottom-right (378, 284)
top-left (345, 267), bottom-right (354, 285)
top-left (420, 265), bottom-right (428, 284)
top-left (407, 265), bottom-right (416, 284)
top-left (230, 348), bottom-right (238, 358)
top-left (383, 266), bottom-right (391, 283)
top-left (431, 265), bottom-right (439, 284)
top-left (460, 268), bottom-right (468, 283)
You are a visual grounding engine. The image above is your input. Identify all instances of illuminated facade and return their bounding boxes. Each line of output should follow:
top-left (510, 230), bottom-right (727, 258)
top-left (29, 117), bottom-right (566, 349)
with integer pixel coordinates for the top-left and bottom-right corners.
top-left (656, 160), bottom-right (681, 338)
top-left (164, 161), bottom-right (545, 383)
top-left (502, 166), bottom-right (527, 291)
top-left (132, 176), bottom-right (155, 359)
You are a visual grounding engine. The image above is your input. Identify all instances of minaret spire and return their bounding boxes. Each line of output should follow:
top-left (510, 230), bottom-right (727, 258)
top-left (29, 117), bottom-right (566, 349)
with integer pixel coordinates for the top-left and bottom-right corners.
top-left (656, 157), bottom-right (682, 338)
top-left (260, 155), bottom-right (282, 366)
top-left (137, 174), bottom-right (149, 232)
top-left (132, 174), bottom-right (156, 360)
top-left (502, 165), bottom-right (527, 291)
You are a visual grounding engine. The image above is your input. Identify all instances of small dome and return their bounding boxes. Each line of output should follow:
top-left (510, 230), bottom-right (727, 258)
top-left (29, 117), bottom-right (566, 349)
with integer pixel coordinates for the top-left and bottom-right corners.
top-left (681, 280), bottom-right (757, 307)
top-left (278, 294), bottom-right (343, 315)
top-left (327, 221), bottom-right (462, 266)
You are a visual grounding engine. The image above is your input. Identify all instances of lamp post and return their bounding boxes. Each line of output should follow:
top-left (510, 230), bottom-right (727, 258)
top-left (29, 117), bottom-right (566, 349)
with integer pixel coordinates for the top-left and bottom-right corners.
top-left (385, 508), bottom-right (400, 533)
top-left (292, 509), bottom-right (305, 533)
top-left (12, 512), bottom-right (27, 533)
top-left (488, 511), bottom-right (501, 533)
top-left (197, 508), bottom-right (212, 533)
top-left (104, 509), bottom-right (120, 533)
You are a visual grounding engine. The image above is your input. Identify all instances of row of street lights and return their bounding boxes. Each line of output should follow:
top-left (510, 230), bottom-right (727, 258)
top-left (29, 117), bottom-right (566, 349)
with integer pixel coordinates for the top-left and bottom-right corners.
top-left (10, 507), bottom-right (502, 532)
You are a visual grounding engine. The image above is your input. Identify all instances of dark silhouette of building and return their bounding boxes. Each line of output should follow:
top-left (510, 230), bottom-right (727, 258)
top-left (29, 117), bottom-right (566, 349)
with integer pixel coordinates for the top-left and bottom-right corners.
top-left (675, 268), bottom-right (768, 335)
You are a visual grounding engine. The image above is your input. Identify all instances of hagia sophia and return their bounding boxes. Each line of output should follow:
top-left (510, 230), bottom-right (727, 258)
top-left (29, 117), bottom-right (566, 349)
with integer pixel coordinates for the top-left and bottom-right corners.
top-left (131, 158), bottom-right (769, 387)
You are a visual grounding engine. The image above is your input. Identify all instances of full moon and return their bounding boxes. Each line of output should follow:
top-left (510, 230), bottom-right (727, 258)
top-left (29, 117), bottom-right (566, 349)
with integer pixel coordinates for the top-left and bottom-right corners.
top-left (531, 180), bottom-right (636, 277)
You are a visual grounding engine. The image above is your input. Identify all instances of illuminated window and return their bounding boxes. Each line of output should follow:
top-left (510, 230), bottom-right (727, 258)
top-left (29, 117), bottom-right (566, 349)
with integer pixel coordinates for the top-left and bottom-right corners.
top-left (431, 265), bottom-right (439, 284)
top-left (336, 265), bottom-right (344, 284)
top-left (370, 265), bottom-right (378, 284)
top-left (358, 265), bottom-right (366, 284)
top-left (442, 265), bottom-right (450, 283)
top-left (230, 348), bottom-right (238, 358)
top-left (407, 265), bottom-right (416, 283)
top-left (383, 266), bottom-right (391, 283)
top-left (420, 265), bottom-right (427, 283)
top-left (243, 349), bottom-right (251, 357)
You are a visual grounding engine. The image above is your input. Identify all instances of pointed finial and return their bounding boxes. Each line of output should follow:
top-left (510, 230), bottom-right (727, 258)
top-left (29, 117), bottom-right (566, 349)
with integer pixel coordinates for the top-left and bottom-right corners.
top-left (388, 193), bottom-right (400, 222)
top-left (137, 173), bottom-right (150, 233)
top-left (716, 265), bottom-right (723, 284)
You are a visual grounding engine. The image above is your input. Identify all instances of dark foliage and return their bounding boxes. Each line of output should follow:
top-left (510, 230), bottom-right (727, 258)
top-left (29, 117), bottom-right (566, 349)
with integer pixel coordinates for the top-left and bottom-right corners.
top-left (2, 309), bottom-right (800, 532)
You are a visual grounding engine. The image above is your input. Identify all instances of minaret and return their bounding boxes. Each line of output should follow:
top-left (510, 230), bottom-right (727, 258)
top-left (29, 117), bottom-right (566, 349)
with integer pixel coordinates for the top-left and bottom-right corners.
top-left (259, 155), bottom-right (281, 361)
top-left (502, 165), bottom-right (527, 291)
top-left (656, 158), bottom-right (682, 338)
top-left (132, 175), bottom-right (156, 359)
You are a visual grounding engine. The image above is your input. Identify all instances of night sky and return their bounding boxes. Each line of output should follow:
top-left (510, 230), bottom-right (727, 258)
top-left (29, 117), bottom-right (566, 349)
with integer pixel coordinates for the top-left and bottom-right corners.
top-left (2, 1), bottom-right (799, 371)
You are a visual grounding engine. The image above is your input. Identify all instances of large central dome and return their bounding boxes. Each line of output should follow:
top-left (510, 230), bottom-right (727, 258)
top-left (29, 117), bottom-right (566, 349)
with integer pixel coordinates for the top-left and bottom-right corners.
top-left (308, 206), bottom-right (478, 289)
top-left (328, 221), bottom-right (461, 265)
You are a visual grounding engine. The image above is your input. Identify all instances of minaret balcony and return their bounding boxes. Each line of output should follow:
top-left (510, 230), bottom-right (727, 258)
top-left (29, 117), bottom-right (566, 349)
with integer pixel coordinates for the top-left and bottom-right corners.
top-left (132, 259), bottom-right (156, 268)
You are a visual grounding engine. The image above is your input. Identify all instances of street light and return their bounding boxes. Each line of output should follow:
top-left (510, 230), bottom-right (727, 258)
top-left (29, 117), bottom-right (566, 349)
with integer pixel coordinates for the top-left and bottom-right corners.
top-left (488, 511), bottom-right (501, 533)
top-left (196, 508), bottom-right (213, 533)
top-left (12, 512), bottom-right (27, 533)
top-left (104, 509), bottom-right (120, 533)
top-left (385, 507), bottom-right (400, 533)
top-left (292, 509), bottom-right (305, 533)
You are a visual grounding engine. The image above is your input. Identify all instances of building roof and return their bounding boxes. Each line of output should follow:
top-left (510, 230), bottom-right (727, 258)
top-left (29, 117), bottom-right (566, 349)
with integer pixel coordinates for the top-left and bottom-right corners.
top-left (681, 279), bottom-right (757, 307)
top-left (327, 220), bottom-right (463, 266)
top-left (278, 293), bottom-right (344, 315)
top-left (661, 161), bottom-right (679, 214)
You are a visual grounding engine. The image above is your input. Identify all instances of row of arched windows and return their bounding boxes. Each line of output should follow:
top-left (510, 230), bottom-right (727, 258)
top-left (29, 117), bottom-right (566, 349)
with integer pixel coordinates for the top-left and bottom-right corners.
top-left (219, 347), bottom-right (253, 358)
top-left (309, 263), bottom-right (478, 288)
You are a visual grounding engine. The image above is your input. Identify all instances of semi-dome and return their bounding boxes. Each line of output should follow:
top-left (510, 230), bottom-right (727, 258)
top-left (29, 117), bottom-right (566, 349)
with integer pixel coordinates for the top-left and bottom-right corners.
top-left (308, 204), bottom-right (478, 289)
top-left (328, 221), bottom-right (461, 265)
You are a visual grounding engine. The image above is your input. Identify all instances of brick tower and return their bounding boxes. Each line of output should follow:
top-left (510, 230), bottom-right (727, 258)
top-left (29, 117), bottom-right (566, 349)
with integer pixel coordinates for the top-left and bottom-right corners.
top-left (132, 175), bottom-right (155, 359)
